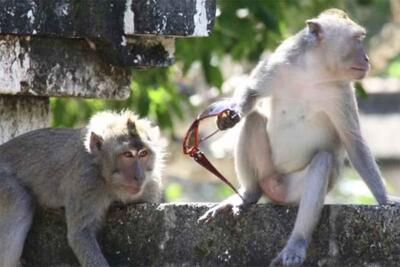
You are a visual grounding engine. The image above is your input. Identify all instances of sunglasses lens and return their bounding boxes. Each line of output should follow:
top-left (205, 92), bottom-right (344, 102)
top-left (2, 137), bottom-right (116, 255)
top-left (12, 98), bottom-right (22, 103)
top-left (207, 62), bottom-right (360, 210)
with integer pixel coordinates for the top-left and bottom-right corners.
top-left (184, 126), bottom-right (197, 152)
top-left (198, 116), bottom-right (219, 141)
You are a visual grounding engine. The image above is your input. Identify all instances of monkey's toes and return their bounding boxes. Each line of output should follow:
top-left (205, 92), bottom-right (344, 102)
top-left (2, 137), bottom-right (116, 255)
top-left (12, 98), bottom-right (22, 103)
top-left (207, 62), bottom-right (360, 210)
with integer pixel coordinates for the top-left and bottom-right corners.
top-left (198, 211), bottom-right (214, 224)
top-left (198, 206), bottom-right (220, 224)
top-left (282, 253), bottom-right (304, 266)
top-left (270, 238), bottom-right (307, 267)
top-left (198, 204), bottom-right (236, 224)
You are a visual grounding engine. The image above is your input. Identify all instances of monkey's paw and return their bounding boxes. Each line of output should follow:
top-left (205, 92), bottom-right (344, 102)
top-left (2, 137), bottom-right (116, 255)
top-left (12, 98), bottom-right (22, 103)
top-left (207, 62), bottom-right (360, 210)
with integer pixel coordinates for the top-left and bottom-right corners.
top-left (217, 109), bottom-right (241, 130)
top-left (270, 238), bottom-right (307, 267)
top-left (198, 202), bottom-right (241, 224)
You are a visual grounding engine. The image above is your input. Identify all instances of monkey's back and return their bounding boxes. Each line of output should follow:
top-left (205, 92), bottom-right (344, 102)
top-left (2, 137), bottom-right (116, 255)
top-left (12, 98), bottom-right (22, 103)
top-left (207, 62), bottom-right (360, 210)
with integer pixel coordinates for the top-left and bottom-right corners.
top-left (0, 128), bottom-right (90, 207)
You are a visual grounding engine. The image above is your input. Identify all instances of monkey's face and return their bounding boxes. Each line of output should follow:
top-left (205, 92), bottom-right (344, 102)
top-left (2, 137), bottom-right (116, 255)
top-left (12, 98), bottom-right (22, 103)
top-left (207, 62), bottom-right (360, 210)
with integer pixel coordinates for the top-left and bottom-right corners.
top-left (113, 145), bottom-right (153, 194)
top-left (335, 29), bottom-right (369, 80)
top-left (308, 13), bottom-right (369, 81)
top-left (85, 112), bottom-right (164, 201)
top-left (106, 137), bottom-right (156, 199)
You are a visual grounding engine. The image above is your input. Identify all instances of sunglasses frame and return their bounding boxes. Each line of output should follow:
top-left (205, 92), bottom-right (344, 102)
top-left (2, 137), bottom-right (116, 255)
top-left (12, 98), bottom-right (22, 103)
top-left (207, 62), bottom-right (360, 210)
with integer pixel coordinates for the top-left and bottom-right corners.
top-left (183, 109), bottom-right (243, 199)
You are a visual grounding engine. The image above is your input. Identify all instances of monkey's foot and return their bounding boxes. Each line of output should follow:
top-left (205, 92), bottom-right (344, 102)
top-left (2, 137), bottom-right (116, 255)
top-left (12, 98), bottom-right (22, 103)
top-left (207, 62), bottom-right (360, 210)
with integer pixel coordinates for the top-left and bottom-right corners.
top-left (198, 202), bottom-right (242, 224)
top-left (270, 238), bottom-right (307, 267)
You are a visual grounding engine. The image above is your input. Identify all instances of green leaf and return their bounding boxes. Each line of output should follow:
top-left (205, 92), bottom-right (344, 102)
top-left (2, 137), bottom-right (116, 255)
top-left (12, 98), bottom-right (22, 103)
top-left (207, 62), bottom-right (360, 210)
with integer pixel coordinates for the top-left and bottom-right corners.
top-left (165, 182), bottom-right (183, 201)
top-left (388, 60), bottom-right (400, 78)
top-left (355, 82), bottom-right (368, 99)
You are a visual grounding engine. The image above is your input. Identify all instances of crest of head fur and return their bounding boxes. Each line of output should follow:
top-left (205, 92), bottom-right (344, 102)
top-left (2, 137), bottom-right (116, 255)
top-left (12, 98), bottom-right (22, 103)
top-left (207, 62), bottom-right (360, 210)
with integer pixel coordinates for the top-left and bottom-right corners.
top-left (84, 110), bottom-right (164, 155)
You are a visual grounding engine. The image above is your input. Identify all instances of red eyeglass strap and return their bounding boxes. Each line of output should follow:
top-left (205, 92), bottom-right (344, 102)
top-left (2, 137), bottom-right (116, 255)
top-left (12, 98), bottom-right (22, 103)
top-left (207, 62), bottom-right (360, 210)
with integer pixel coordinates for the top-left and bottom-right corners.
top-left (193, 151), bottom-right (244, 200)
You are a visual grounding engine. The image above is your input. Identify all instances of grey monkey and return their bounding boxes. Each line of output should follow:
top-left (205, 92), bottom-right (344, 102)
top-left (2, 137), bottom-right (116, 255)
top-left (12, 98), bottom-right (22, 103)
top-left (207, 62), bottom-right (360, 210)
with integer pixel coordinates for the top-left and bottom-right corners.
top-left (0, 110), bottom-right (165, 267)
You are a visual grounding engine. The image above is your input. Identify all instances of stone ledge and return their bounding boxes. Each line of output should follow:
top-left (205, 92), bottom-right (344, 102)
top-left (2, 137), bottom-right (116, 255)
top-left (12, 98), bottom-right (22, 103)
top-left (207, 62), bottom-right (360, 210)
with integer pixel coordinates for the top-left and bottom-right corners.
top-left (0, 0), bottom-right (216, 67)
top-left (22, 203), bottom-right (400, 267)
top-left (0, 0), bottom-right (216, 38)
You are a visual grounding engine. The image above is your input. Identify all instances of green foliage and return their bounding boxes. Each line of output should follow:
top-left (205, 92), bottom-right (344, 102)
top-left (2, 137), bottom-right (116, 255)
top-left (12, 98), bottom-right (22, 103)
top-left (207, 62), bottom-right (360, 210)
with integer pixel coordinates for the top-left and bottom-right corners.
top-left (332, 168), bottom-right (376, 204)
top-left (217, 184), bottom-right (236, 200)
top-left (124, 68), bottom-right (190, 132)
top-left (388, 58), bottom-right (400, 78)
top-left (176, 0), bottom-right (289, 85)
top-left (355, 82), bottom-right (369, 99)
top-left (51, 98), bottom-right (106, 128)
top-left (165, 182), bottom-right (183, 202)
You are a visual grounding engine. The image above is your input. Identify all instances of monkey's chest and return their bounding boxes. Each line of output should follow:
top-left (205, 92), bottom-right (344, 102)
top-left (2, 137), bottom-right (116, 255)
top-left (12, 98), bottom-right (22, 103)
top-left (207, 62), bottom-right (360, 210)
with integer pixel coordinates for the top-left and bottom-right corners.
top-left (268, 104), bottom-right (337, 173)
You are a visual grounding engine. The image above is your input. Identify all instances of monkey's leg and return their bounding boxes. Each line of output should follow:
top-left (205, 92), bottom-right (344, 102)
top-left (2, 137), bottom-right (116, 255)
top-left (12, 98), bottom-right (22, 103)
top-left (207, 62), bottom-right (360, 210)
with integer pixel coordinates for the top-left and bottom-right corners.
top-left (271, 151), bottom-right (333, 267)
top-left (199, 111), bottom-right (269, 223)
top-left (0, 169), bottom-right (34, 267)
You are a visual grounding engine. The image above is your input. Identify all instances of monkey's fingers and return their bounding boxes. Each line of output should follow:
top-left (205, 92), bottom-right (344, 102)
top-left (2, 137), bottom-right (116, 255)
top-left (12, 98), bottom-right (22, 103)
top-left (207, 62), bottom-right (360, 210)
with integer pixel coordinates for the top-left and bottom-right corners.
top-left (217, 110), bottom-right (241, 130)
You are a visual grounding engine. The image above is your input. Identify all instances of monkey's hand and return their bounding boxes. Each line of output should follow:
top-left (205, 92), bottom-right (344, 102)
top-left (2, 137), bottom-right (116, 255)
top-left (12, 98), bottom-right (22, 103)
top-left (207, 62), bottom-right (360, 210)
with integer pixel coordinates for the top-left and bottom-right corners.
top-left (198, 195), bottom-right (244, 224)
top-left (200, 99), bottom-right (241, 130)
top-left (217, 109), bottom-right (241, 130)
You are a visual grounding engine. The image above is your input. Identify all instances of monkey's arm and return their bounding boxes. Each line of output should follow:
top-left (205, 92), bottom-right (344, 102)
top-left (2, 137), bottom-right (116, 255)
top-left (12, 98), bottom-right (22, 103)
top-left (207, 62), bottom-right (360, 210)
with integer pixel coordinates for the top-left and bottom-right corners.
top-left (65, 191), bottom-right (110, 267)
top-left (235, 60), bottom-right (280, 116)
top-left (328, 93), bottom-right (389, 204)
top-left (205, 61), bottom-right (280, 130)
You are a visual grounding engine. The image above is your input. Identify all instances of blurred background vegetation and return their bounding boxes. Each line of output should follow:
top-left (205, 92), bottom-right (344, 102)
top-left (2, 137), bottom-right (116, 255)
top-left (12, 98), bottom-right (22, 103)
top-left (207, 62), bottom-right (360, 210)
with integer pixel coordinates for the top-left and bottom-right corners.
top-left (51, 0), bottom-right (400, 203)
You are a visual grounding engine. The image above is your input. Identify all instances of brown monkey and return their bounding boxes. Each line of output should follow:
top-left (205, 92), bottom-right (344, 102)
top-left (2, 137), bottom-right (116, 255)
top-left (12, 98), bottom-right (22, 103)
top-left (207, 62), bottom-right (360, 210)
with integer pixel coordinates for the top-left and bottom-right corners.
top-left (0, 111), bottom-right (165, 267)
top-left (199, 9), bottom-right (399, 266)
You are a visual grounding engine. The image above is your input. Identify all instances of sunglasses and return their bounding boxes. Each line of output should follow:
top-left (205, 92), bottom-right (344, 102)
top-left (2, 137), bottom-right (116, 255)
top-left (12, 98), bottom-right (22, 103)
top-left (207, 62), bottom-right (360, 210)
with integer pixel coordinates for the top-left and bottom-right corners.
top-left (183, 109), bottom-right (243, 199)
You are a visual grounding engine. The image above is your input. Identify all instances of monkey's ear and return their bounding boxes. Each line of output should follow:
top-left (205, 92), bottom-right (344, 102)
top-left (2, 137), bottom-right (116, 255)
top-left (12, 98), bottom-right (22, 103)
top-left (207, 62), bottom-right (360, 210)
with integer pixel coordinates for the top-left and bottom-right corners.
top-left (127, 118), bottom-right (137, 135)
top-left (306, 19), bottom-right (322, 39)
top-left (89, 132), bottom-right (103, 153)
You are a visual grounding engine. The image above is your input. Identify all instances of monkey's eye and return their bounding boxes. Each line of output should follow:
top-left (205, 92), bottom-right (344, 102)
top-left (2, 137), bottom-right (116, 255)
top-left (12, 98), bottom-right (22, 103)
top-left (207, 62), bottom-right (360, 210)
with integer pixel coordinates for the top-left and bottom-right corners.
top-left (123, 151), bottom-right (134, 158)
top-left (138, 149), bottom-right (148, 158)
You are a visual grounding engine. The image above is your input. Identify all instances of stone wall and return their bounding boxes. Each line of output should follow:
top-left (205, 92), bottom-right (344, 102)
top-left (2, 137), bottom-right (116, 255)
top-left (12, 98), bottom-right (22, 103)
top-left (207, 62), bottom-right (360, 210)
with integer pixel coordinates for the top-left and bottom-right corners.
top-left (22, 204), bottom-right (400, 267)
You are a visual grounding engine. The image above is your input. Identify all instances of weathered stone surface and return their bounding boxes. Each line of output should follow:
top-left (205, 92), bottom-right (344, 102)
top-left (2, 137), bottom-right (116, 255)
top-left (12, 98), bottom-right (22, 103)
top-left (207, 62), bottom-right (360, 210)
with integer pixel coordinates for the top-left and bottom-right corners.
top-left (0, 0), bottom-right (216, 37)
top-left (0, 0), bottom-right (216, 67)
top-left (22, 203), bottom-right (400, 267)
top-left (0, 35), bottom-right (131, 98)
top-left (0, 95), bottom-right (49, 144)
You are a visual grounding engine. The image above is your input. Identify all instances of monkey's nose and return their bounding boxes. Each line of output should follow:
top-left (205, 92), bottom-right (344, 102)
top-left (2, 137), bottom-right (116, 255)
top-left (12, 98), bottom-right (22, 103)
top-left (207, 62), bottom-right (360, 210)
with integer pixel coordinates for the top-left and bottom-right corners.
top-left (364, 54), bottom-right (369, 62)
top-left (134, 174), bottom-right (146, 184)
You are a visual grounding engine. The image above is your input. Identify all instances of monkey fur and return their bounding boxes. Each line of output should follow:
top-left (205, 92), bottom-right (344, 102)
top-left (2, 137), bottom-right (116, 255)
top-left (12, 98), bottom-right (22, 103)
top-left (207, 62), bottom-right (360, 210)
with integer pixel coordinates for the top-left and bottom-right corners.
top-left (0, 110), bottom-right (165, 267)
top-left (199, 9), bottom-right (399, 266)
